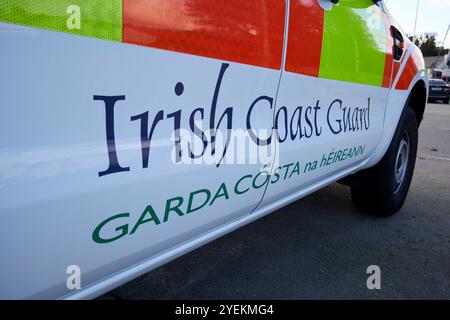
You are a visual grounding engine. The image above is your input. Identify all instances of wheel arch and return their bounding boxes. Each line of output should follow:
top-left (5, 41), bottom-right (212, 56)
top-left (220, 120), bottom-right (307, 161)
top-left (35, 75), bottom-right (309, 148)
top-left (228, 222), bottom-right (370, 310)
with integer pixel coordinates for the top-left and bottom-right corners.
top-left (339, 78), bottom-right (427, 188)
top-left (407, 79), bottom-right (427, 126)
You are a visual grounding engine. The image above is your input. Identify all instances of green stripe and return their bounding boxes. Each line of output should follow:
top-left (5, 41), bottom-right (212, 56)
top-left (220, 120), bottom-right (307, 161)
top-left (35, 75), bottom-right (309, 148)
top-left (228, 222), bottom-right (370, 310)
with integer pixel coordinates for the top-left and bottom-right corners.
top-left (0, 0), bottom-right (122, 42)
top-left (319, 0), bottom-right (387, 87)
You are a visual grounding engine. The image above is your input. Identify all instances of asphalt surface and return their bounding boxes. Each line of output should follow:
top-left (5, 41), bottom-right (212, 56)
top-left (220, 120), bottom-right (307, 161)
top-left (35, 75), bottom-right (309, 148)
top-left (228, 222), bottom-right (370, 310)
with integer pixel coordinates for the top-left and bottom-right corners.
top-left (100, 102), bottom-right (450, 300)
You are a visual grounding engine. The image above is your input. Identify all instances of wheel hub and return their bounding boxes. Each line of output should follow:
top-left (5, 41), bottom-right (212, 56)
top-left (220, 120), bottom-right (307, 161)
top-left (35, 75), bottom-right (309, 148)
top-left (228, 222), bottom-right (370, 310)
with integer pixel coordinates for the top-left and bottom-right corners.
top-left (394, 133), bottom-right (410, 194)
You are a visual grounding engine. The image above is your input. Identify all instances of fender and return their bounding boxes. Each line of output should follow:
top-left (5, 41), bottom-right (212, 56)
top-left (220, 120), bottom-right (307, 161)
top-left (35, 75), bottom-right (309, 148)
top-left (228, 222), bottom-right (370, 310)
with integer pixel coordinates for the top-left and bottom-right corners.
top-left (362, 44), bottom-right (427, 170)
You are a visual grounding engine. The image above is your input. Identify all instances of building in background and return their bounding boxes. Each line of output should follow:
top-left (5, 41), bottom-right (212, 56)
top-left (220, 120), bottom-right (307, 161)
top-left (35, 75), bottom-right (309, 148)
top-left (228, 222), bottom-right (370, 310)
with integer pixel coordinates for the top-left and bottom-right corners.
top-left (426, 54), bottom-right (450, 81)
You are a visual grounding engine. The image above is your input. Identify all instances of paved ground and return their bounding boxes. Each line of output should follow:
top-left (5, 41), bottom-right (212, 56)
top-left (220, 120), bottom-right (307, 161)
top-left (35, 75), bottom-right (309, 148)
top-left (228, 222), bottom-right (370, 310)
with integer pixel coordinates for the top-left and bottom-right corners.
top-left (100, 103), bottom-right (450, 300)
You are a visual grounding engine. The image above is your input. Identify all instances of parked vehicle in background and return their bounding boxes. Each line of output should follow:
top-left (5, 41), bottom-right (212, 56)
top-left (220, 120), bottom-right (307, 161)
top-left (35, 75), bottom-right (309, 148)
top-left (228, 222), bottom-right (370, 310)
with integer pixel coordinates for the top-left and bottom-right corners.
top-left (433, 69), bottom-right (450, 83)
top-left (428, 79), bottom-right (450, 103)
top-left (0, 0), bottom-right (428, 299)
top-left (432, 70), bottom-right (443, 79)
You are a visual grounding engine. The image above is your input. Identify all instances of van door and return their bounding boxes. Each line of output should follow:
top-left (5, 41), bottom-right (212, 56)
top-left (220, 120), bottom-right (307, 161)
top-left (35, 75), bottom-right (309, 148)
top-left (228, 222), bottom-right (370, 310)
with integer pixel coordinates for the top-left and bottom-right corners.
top-left (0, 0), bottom-right (286, 298)
top-left (260, 0), bottom-right (392, 205)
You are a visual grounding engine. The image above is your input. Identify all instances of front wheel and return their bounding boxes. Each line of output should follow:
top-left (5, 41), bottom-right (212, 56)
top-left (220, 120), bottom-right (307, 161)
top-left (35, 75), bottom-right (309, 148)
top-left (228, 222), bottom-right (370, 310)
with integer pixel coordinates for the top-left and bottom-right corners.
top-left (351, 107), bottom-right (418, 217)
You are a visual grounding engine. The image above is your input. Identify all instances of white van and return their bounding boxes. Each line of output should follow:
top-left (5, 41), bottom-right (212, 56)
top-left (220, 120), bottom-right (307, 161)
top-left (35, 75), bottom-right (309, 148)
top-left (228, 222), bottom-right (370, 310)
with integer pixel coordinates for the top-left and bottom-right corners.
top-left (0, 0), bottom-right (427, 299)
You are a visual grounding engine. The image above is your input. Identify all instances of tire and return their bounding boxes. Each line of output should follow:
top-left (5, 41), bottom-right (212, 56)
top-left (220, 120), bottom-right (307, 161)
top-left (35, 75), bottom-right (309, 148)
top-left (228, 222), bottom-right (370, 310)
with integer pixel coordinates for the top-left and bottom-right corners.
top-left (350, 107), bottom-right (418, 217)
top-left (444, 99), bottom-right (449, 104)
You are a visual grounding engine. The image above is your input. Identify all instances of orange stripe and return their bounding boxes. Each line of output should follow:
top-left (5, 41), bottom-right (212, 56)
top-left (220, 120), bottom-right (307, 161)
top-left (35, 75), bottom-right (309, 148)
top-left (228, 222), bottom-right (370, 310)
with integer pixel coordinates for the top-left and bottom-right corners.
top-left (285, 0), bottom-right (324, 77)
top-left (395, 49), bottom-right (421, 90)
top-left (122, 0), bottom-right (285, 70)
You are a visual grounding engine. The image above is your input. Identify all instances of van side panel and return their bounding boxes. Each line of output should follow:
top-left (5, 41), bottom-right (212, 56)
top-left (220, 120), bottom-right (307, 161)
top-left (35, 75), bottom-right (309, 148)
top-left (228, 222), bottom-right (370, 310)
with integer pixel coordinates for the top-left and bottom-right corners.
top-left (0, 0), bottom-right (286, 299)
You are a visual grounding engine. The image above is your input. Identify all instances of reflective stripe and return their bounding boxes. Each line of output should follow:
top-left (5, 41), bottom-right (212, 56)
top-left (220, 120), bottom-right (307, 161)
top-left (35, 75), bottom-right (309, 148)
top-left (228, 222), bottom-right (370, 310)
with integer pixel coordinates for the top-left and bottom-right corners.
top-left (0, 0), bottom-right (420, 88)
top-left (0, 0), bottom-right (285, 70)
top-left (122, 0), bottom-right (285, 70)
top-left (319, 0), bottom-right (387, 87)
top-left (285, 0), bottom-right (324, 77)
top-left (395, 47), bottom-right (422, 90)
top-left (0, 0), bottom-right (122, 41)
top-left (285, 0), bottom-right (391, 88)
